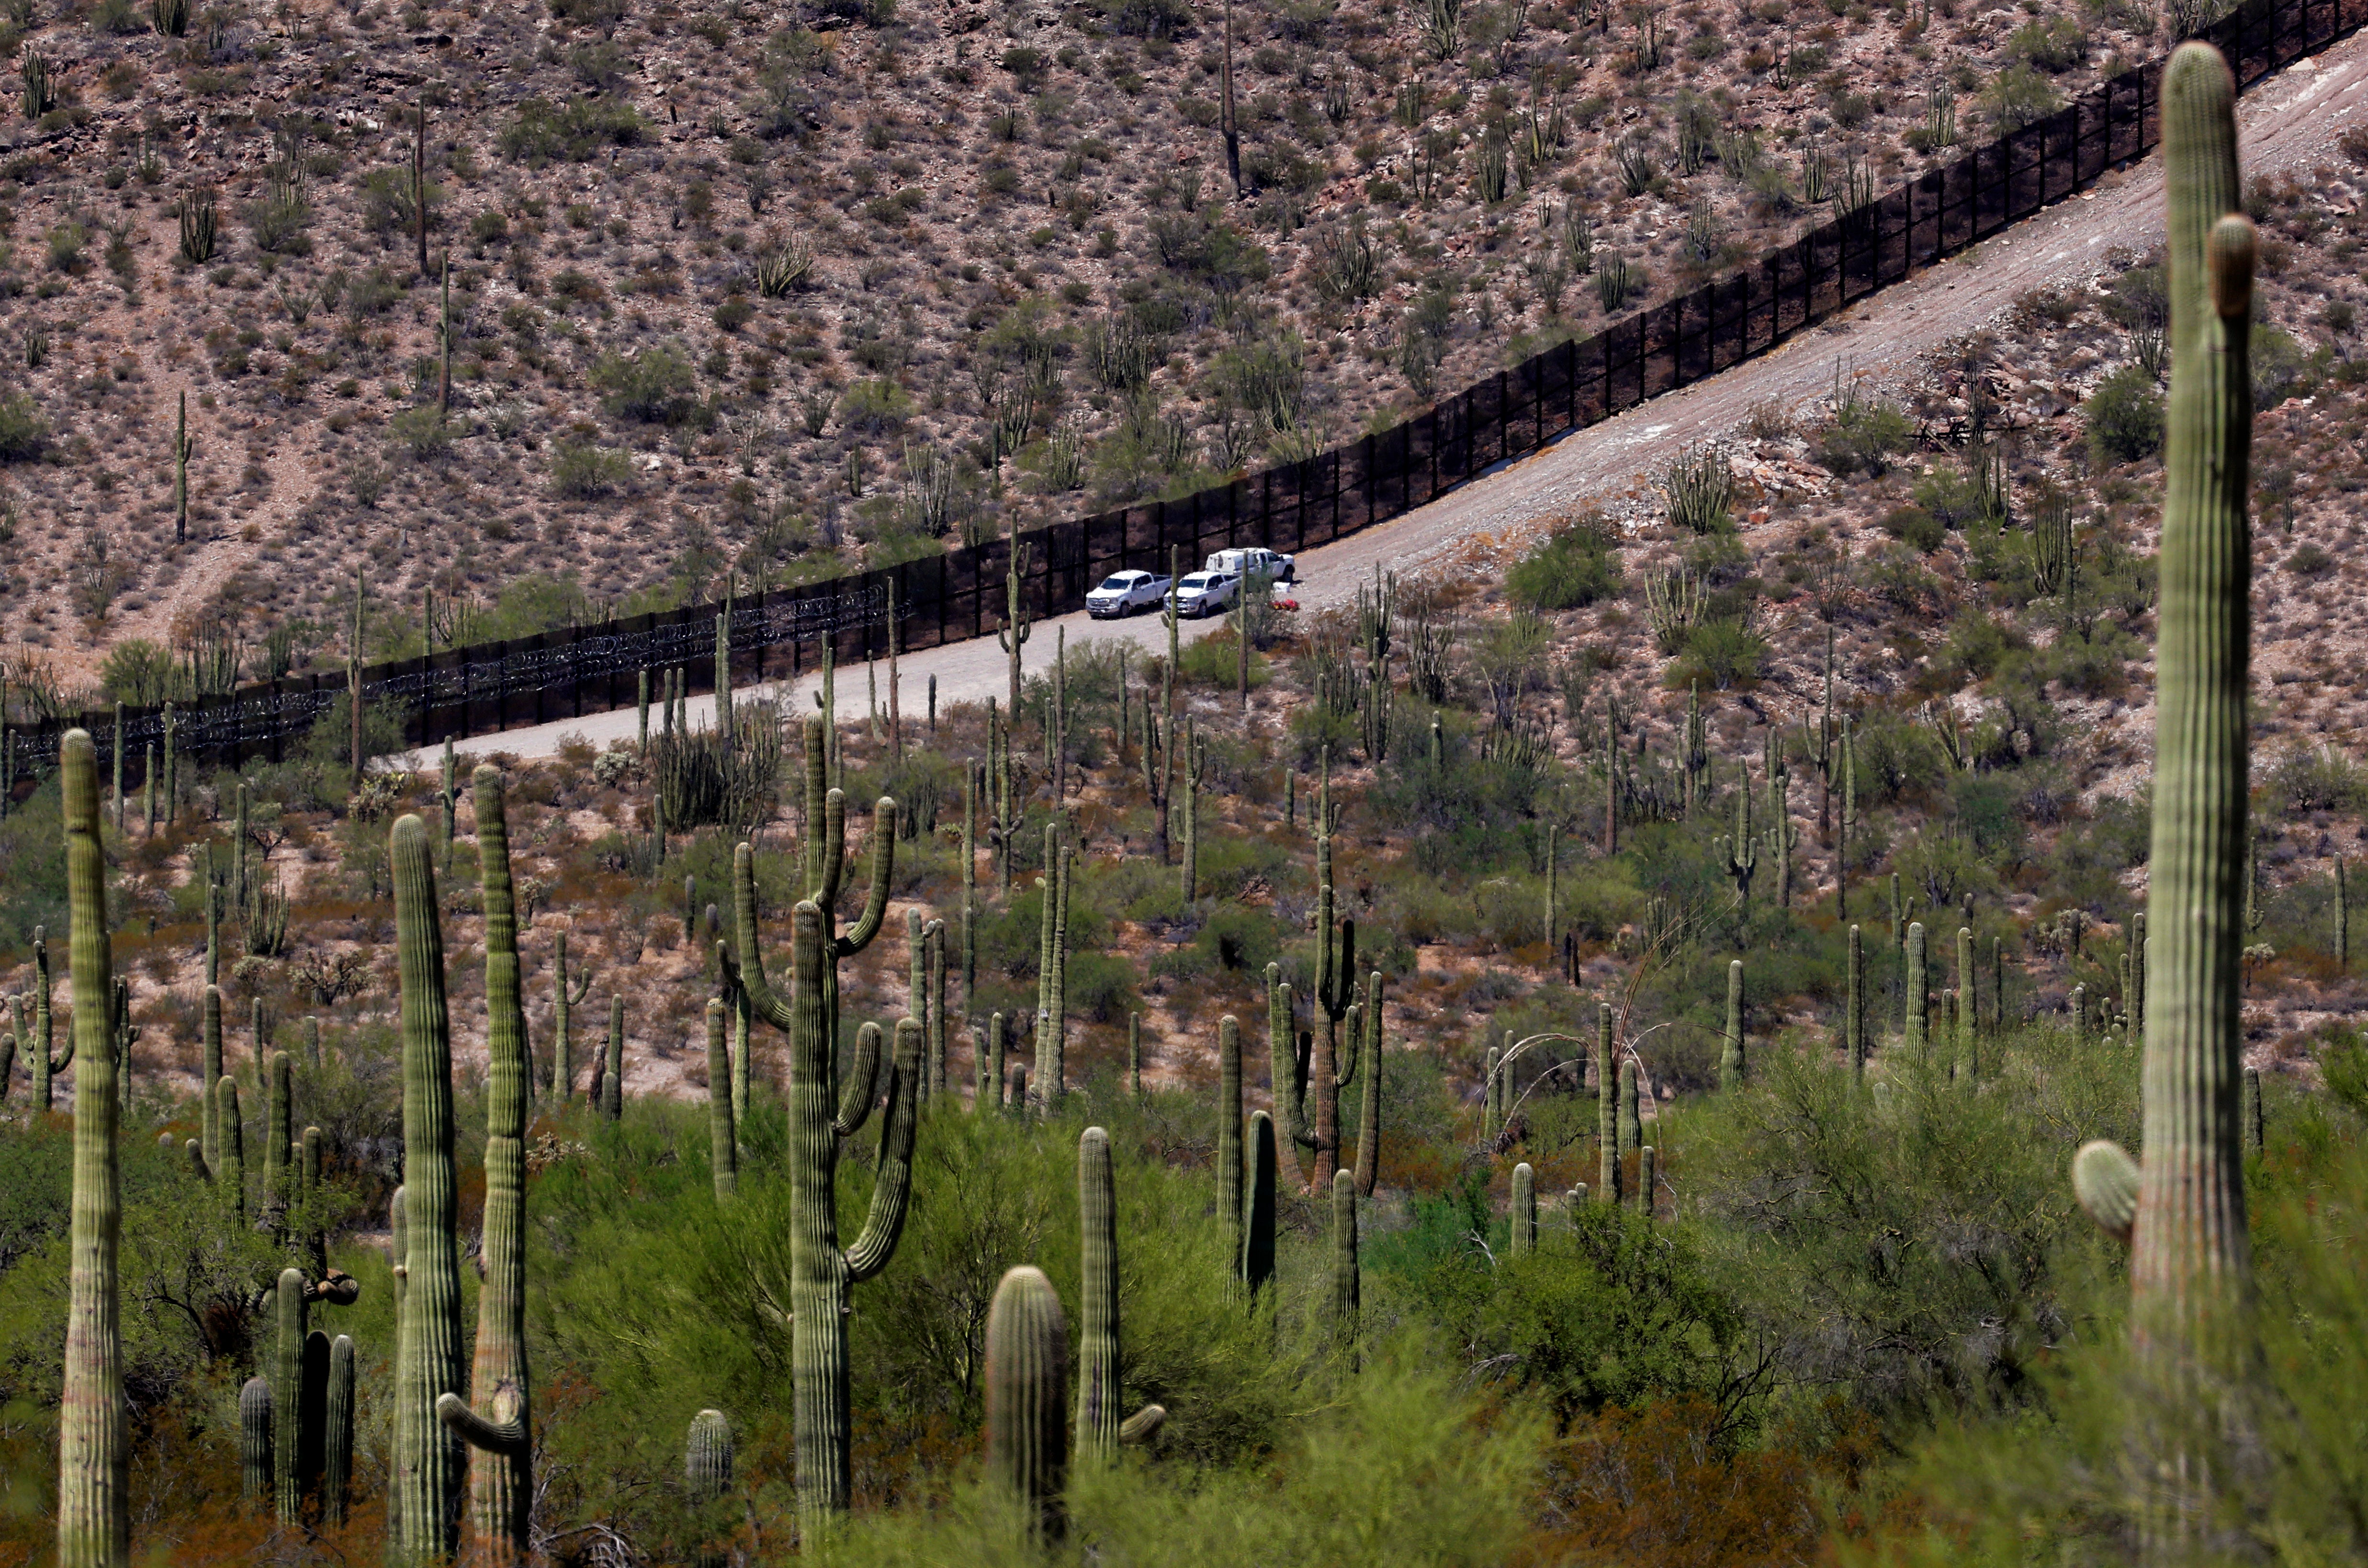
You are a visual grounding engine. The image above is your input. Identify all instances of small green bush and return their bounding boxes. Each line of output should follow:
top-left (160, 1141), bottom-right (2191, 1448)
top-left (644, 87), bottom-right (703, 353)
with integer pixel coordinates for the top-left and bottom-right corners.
top-left (837, 377), bottom-right (913, 434)
top-left (2007, 14), bottom-right (2086, 71)
top-left (388, 405), bottom-right (452, 458)
top-left (1674, 618), bottom-right (1767, 690)
top-left (499, 96), bottom-right (647, 164)
top-left (550, 440), bottom-right (633, 499)
top-left (1508, 514), bottom-right (1623, 610)
top-left (594, 343), bottom-right (701, 424)
top-left (2084, 364), bottom-right (2164, 464)
top-left (1983, 63), bottom-right (2064, 132)
top-left (0, 392), bottom-right (46, 462)
top-left (1810, 396), bottom-right (1915, 476)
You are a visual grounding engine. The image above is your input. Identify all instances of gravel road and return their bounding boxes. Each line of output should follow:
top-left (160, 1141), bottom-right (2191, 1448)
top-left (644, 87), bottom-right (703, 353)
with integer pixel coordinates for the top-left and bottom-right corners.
top-left (397, 34), bottom-right (2368, 770)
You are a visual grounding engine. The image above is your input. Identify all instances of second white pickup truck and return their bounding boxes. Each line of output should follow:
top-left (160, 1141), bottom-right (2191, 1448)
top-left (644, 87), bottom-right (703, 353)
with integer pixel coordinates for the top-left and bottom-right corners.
top-left (1203, 547), bottom-right (1296, 583)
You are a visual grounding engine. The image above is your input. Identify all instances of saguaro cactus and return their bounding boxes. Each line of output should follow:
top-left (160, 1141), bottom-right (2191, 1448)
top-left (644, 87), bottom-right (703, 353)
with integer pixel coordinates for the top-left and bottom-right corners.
top-left (1720, 959), bottom-right (1745, 1091)
top-left (1332, 1169), bottom-right (1360, 1346)
top-left (687, 1409), bottom-right (734, 1500)
top-left (217, 1078), bottom-right (245, 1225)
top-left (200, 985), bottom-right (223, 1170)
top-left (1903, 922), bottom-right (1928, 1058)
top-left (1218, 1015), bottom-right (1243, 1289)
top-left (1509, 1162), bottom-right (1536, 1256)
top-left (1596, 1003), bottom-right (1621, 1206)
top-left (552, 931), bottom-right (593, 1104)
top-left (602, 997), bottom-right (625, 1119)
top-left (239, 1377), bottom-right (273, 1508)
top-left (704, 1000), bottom-right (737, 1201)
top-left (57, 732), bottom-right (127, 1568)
top-left (2071, 45), bottom-right (2259, 1540)
top-left (1305, 830), bottom-right (1361, 1188)
top-left (730, 855), bottom-right (919, 1521)
top-left (272, 1268), bottom-right (307, 1523)
top-left (985, 1265), bottom-right (1067, 1539)
top-left (1351, 972), bottom-right (1383, 1196)
top-left (26, 928), bottom-right (71, 1113)
top-left (435, 768), bottom-right (533, 1565)
top-left (389, 813), bottom-right (466, 1564)
top-left (325, 1335), bottom-right (356, 1526)
top-left (1075, 1127), bottom-right (1165, 1466)
top-left (1243, 1109), bottom-right (1278, 1294)
top-left (1847, 925), bottom-right (1866, 1081)
top-left (1617, 1058), bottom-right (1639, 1204)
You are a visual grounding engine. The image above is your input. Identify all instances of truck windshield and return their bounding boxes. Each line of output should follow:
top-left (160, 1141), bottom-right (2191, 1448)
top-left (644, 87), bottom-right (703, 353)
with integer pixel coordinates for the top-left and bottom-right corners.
top-left (1097, 575), bottom-right (1137, 591)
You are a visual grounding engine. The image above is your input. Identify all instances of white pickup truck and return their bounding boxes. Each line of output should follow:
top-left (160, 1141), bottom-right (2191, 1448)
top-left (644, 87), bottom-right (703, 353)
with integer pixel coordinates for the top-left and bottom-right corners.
top-left (1203, 547), bottom-right (1295, 584)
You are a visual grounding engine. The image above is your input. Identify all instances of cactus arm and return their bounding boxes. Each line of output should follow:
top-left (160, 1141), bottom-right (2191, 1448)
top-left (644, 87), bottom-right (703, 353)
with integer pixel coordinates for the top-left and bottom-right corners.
top-left (1336, 1001), bottom-right (1361, 1094)
top-left (845, 1019), bottom-right (922, 1282)
top-left (1120, 1405), bottom-right (1167, 1443)
top-left (58, 730), bottom-right (128, 1568)
top-left (832, 1022), bottom-right (883, 1138)
top-left (705, 1001), bottom-right (738, 1201)
top-left (436, 1388), bottom-right (527, 1454)
top-left (814, 790), bottom-right (847, 912)
top-left (833, 800), bottom-right (900, 958)
top-left (731, 843), bottom-right (797, 1032)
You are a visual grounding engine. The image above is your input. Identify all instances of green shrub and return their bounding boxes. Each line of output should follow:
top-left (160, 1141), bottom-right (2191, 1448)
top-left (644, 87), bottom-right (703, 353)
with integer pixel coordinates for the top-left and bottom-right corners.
top-left (1983, 63), bottom-right (2064, 132)
top-left (1879, 504), bottom-right (1945, 552)
top-left (1809, 395), bottom-right (1914, 476)
top-left (499, 95), bottom-right (647, 164)
top-left (2007, 14), bottom-right (2085, 71)
top-left (98, 638), bottom-right (180, 706)
top-left (1673, 618), bottom-right (1767, 690)
top-left (0, 392), bottom-right (46, 461)
top-left (389, 404), bottom-right (453, 458)
top-left (594, 343), bottom-right (701, 424)
top-left (2084, 364), bottom-right (2164, 464)
top-left (1508, 514), bottom-right (1623, 610)
top-left (550, 440), bottom-right (633, 498)
top-left (838, 377), bottom-right (913, 434)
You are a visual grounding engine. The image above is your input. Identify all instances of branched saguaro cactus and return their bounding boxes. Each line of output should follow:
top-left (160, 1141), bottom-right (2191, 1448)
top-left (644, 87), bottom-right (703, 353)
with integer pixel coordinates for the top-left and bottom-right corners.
top-left (57, 732), bottom-right (127, 1568)
top-left (730, 857), bottom-right (918, 1523)
top-left (1180, 719), bottom-right (1206, 902)
top-left (435, 768), bottom-right (533, 1565)
top-left (1075, 1127), bottom-right (1167, 1467)
top-left (1304, 827), bottom-right (1361, 1189)
top-left (1717, 773), bottom-right (1758, 909)
top-left (986, 1265), bottom-right (1067, 1539)
top-left (2071, 45), bottom-right (2259, 1550)
top-left (389, 813), bottom-right (466, 1564)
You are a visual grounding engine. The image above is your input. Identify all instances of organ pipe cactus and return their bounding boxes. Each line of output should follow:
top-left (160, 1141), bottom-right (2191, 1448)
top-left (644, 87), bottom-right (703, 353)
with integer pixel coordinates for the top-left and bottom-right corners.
top-left (2072, 45), bottom-right (2260, 1526)
top-left (1720, 959), bottom-right (1744, 1091)
top-left (390, 813), bottom-right (466, 1564)
top-left (1509, 1162), bottom-right (1536, 1257)
top-left (985, 1265), bottom-right (1066, 1540)
top-left (1075, 1127), bottom-right (1166, 1466)
top-left (733, 873), bottom-right (919, 1522)
top-left (435, 768), bottom-right (533, 1565)
top-left (704, 1001), bottom-right (737, 1200)
top-left (57, 733), bottom-right (126, 1568)
top-left (272, 1268), bottom-right (306, 1523)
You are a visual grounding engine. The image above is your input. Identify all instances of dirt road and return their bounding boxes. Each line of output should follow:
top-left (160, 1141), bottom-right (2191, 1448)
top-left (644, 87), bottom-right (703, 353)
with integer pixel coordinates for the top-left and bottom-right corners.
top-left (398, 35), bottom-right (2368, 769)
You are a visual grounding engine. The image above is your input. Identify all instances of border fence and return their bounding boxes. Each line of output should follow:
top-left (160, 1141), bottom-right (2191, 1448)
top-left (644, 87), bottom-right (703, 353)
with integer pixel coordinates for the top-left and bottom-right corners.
top-left (7, 0), bottom-right (2359, 781)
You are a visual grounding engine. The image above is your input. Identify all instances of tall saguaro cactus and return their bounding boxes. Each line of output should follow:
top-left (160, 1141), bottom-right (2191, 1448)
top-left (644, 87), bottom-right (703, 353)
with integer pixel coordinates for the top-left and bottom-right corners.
top-left (1904, 922), bottom-right (1928, 1058)
top-left (57, 732), bottom-right (127, 1568)
top-left (271, 1268), bottom-right (307, 1523)
top-left (435, 768), bottom-right (533, 1565)
top-left (986, 1265), bottom-right (1067, 1539)
top-left (389, 814), bottom-right (466, 1564)
top-left (1351, 972), bottom-right (1383, 1197)
top-left (552, 930), bottom-right (593, 1104)
top-left (1596, 1003), bottom-right (1620, 1206)
top-left (732, 849), bottom-right (920, 1523)
top-left (1305, 828), bottom-right (1360, 1189)
top-left (25, 928), bottom-right (71, 1112)
top-left (1075, 1127), bottom-right (1165, 1466)
top-left (1720, 959), bottom-right (1745, 1091)
top-left (2072, 46), bottom-right (2259, 1546)
top-left (1218, 1015), bottom-right (1243, 1290)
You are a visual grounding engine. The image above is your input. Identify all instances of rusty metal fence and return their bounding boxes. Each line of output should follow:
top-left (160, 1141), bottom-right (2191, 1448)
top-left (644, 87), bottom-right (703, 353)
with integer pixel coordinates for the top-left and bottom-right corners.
top-left (9, 0), bottom-right (2357, 779)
